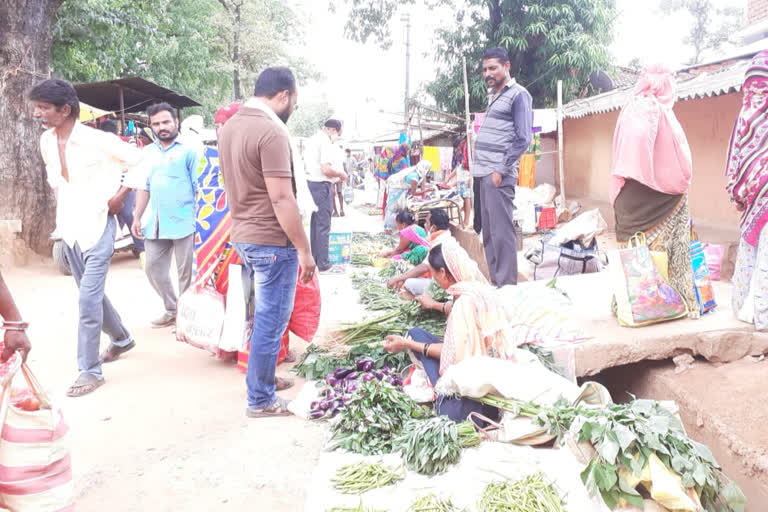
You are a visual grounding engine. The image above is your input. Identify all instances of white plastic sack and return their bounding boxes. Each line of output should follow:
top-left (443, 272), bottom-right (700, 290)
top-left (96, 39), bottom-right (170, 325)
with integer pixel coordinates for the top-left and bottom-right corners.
top-left (176, 286), bottom-right (225, 353)
top-left (287, 380), bottom-right (323, 420)
top-left (403, 367), bottom-right (435, 403)
top-left (548, 208), bottom-right (608, 248)
top-left (219, 263), bottom-right (247, 352)
top-left (434, 354), bottom-right (580, 405)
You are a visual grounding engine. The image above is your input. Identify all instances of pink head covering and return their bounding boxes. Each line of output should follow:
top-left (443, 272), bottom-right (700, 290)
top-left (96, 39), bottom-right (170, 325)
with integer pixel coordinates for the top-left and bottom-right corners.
top-left (214, 103), bottom-right (243, 125)
top-left (609, 67), bottom-right (692, 204)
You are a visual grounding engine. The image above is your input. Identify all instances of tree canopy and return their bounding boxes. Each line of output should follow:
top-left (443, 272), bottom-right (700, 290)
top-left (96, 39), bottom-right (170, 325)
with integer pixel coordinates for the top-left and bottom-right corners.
top-left (51, 0), bottom-right (311, 120)
top-left (660, 0), bottom-right (743, 65)
top-left (340, 0), bottom-right (617, 113)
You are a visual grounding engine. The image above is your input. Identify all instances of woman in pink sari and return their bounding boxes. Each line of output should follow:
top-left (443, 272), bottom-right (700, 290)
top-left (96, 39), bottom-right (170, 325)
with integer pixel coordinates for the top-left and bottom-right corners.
top-left (380, 210), bottom-right (430, 265)
top-left (610, 66), bottom-right (697, 315)
top-left (727, 51), bottom-right (768, 331)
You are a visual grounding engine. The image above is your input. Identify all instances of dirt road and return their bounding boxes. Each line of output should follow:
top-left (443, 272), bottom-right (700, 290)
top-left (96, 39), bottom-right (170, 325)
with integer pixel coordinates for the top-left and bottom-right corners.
top-left (2, 208), bottom-right (379, 511)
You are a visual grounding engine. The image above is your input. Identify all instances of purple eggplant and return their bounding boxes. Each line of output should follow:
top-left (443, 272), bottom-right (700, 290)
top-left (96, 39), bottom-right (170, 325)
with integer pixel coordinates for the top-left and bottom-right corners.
top-left (346, 383), bottom-right (357, 393)
top-left (392, 376), bottom-right (404, 386)
top-left (380, 365), bottom-right (391, 374)
top-left (333, 367), bottom-right (354, 379)
top-left (374, 370), bottom-right (384, 380)
top-left (345, 371), bottom-right (359, 381)
top-left (310, 401), bottom-right (319, 410)
top-left (319, 400), bottom-right (331, 410)
top-left (362, 373), bottom-right (375, 382)
top-left (309, 410), bottom-right (325, 420)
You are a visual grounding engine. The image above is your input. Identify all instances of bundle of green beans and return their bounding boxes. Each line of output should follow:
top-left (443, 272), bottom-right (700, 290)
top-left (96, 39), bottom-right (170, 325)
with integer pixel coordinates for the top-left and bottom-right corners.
top-left (478, 473), bottom-right (566, 512)
top-left (457, 420), bottom-right (483, 448)
top-left (378, 260), bottom-right (411, 278)
top-left (326, 501), bottom-right (386, 512)
top-left (351, 254), bottom-right (373, 267)
top-left (407, 493), bottom-right (459, 512)
top-left (331, 461), bottom-right (405, 495)
top-left (395, 417), bottom-right (462, 475)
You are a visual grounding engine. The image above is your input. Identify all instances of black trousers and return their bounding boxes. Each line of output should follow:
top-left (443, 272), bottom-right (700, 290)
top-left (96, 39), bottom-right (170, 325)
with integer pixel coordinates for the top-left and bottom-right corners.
top-left (308, 181), bottom-right (333, 270)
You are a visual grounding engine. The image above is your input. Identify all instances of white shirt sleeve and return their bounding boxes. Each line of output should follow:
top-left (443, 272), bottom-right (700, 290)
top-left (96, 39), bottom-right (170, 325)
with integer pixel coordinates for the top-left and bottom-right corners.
top-left (105, 133), bottom-right (150, 190)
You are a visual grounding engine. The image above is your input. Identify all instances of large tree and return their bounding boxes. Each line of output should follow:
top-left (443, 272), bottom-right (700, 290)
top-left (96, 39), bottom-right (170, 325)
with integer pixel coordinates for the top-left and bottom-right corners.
top-left (0, 0), bottom-right (63, 254)
top-left (340, 0), bottom-right (616, 113)
top-left (661, 0), bottom-right (743, 65)
top-left (287, 100), bottom-right (335, 138)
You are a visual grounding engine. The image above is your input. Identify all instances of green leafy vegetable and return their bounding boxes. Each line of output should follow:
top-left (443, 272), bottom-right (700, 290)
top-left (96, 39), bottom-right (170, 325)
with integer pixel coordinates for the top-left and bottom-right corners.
top-left (395, 417), bottom-right (462, 475)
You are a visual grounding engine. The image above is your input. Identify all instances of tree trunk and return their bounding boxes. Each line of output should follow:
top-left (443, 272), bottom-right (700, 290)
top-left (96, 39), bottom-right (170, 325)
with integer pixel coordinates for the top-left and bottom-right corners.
top-left (0, 0), bottom-right (63, 255)
top-left (232, 3), bottom-right (242, 100)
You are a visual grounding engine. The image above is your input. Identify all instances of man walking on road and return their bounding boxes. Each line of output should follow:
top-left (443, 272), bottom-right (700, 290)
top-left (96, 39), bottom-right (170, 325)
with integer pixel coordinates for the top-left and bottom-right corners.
top-left (218, 67), bottom-right (316, 417)
top-left (473, 47), bottom-right (532, 286)
top-left (131, 103), bottom-right (199, 328)
top-left (306, 119), bottom-right (347, 271)
top-left (31, 79), bottom-right (147, 396)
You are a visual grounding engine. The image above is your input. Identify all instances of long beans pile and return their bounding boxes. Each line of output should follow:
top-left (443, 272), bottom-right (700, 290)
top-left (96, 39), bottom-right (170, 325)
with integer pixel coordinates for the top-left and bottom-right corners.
top-left (478, 473), bottom-right (566, 512)
top-left (331, 461), bottom-right (405, 494)
top-left (407, 494), bottom-right (459, 512)
top-left (326, 501), bottom-right (386, 512)
top-left (395, 417), bottom-right (462, 475)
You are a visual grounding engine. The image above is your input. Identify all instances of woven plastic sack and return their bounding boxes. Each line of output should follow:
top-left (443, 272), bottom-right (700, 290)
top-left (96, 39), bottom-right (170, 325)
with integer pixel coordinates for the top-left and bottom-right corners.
top-left (611, 233), bottom-right (688, 327)
top-left (176, 285), bottom-right (225, 353)
top-left (0, 358), bottom-right (73, 512)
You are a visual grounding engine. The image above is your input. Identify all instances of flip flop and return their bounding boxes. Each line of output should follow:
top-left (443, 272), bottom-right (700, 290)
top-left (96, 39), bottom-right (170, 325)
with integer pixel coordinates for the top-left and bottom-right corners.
top-left (66, 373), bottom-right (105, 398)
top-left (283, 351), bottom-right (297, 363)
top-left (99, 340), bottom-right (136, 364)
top-left (275, 376), bottom-right (294, 391)
top-left (246, 397), bottom-right (292, 418)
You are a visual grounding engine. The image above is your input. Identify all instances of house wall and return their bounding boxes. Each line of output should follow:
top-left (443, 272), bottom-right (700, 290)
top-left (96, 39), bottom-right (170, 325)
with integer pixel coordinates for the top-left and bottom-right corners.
top-left (749, 0), bottom-right (768, 23)
top-left (562, 93), bottom-right (743, 228)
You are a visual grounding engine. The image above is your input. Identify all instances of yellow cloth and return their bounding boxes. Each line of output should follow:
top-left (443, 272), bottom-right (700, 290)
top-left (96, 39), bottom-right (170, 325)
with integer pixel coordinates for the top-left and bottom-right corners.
top-left (422, 146), bottom-right (441, 172)
top-left (518, 153), bottom-right (536, 188)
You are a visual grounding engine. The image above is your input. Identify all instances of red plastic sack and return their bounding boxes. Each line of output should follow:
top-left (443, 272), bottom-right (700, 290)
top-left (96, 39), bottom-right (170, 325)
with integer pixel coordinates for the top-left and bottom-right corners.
top-left (237, 329), bottom-right (291, 373)
top-left (288, 267), bottom-right (321, 342)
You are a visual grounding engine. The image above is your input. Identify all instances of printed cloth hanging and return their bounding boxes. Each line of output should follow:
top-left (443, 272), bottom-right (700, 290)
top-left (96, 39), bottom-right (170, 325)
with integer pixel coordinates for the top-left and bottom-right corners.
top-left (195, 146), bottom-right (240, 295)
top-left (374, 142), bottom-right (411, 180)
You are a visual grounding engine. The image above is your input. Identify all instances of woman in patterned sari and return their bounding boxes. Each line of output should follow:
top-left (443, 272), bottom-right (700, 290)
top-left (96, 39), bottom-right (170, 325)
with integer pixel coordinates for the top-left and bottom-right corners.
top-left (610, 66), bottom-right (698, 316)
top-left (380, 210), bottom-right (430, 265)
top-left (727, 51), bottom-right (768, 331)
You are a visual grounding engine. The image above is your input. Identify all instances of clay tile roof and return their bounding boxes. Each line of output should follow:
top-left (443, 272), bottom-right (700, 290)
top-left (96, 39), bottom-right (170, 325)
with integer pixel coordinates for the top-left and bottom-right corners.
top-left (564, 57), bottom-right (753, 119)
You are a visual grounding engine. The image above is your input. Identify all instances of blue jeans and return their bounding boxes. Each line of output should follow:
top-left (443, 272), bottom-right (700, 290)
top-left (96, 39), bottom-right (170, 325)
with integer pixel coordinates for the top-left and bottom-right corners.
top-left (408, 327), bottom-right (500, 424)
top-left (62, 216), bottom-right (133, 378)
top-left (234, 243), bottom-right (299, 408)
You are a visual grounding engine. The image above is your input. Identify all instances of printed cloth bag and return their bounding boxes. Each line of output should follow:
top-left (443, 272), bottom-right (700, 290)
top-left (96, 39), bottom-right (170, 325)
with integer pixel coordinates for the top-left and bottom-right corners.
top-left (0, 357), bottom-right (73, 512)
top-left (611, 233), bottom-right (688, 327)
top-left (531, 235), bottom-right (602, 281)
top-left (175, 285), bottom-right (226, 353)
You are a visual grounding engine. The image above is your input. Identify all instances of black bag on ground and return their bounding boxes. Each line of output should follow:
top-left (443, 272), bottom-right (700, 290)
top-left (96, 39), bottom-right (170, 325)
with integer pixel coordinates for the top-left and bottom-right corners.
top-left (530, 234), bottom-right (602, 280)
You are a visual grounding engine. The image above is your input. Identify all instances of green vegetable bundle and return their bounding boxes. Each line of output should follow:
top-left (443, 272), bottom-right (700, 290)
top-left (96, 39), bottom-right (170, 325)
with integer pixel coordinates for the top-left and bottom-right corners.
top-left (473, 395), bottom-right (746, 511)
top-left (328, 379), bottom-right (430, 455)
top-left (478, 473), bottom-right (565, 512)
top-left (332, 461), bottom-right (405, 495)
top-left (395, 417), bottom-right (462, 475)
top-left (426, 280), bottom-right (449, 303)
top-left (326, 501), bottom-right (386, 512)
top-left (408, 493), bottom-right (459, 511)
top-left (457, 420), bottom-right (483, 448)
top-left (378, 260), bottom-right (412, 278)
top-left (293, 343), bottom-right (410, 381)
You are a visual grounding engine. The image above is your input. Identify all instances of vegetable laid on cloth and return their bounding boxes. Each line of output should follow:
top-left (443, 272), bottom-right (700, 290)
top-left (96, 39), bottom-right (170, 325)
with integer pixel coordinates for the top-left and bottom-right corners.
top-left (395, 416), bottom-right (462, 475)
top-left (328, 379), bottom-right (431, 455)
top-left (293, 343), bottom-right (410, 382)
top-left (310, 359), bottom-right (405, 420)
top-left (472, 395), bottom-right (747, 511)
top-left (407, 493), bottom-right (459, 512)
top-left (478, 473), bottom-right (566, 512)
top-left (331, 461), bottom-right (405, 495)
top-left (326, 500), bottom-right (387, 512)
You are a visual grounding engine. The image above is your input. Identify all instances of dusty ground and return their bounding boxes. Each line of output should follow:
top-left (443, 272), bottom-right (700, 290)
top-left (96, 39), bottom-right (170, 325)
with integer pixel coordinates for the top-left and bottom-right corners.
top-left (1, 205), bottom-right (380, 512)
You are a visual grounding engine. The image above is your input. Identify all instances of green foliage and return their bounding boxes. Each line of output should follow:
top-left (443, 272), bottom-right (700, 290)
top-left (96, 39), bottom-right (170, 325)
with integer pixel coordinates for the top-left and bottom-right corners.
top-left (51, 0), bottom-right (311, 121)
top-left (287, 100), bottom-right (335, 137)
top-left (339, 0), bottom-right (617, 111)
top-left (661, 0), bottom-right (744, 65)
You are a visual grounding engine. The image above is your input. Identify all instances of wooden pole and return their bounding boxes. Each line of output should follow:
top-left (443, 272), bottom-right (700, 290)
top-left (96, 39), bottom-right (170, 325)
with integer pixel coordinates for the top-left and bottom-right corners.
top-left (557, 80), bottom-right (565, 206)
top-left (118, 86), bottom-right (127, 136)
top-left (462, 56), bottom-right (473, 167)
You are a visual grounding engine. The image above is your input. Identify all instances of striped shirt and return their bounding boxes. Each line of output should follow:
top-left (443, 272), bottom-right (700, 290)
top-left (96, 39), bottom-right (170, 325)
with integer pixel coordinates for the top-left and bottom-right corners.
top-left (473, 79), bottom-right (533, 178)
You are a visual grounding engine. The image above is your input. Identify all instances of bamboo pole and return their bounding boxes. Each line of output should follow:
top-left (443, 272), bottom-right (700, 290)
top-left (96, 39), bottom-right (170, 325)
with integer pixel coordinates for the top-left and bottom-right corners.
top-left (557, 80), bottom-right (565, 206)
top-left (462, 56), bottom-right (473, 167)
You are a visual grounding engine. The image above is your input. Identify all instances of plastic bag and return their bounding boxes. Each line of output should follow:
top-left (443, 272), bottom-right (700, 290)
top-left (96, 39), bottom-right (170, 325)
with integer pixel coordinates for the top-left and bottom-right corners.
top-left (176, 285), bottom-right (226, 353)
top-left (702, 243), bottom-right (724, 281)
top-left (289, 267), bottom-right (321, 342)
top-left (219, 263), bottom-right (247, 353)
top-left (611, 234), bottom-right (687, 327)
top-left (691, 241), bottom-right (716, 315)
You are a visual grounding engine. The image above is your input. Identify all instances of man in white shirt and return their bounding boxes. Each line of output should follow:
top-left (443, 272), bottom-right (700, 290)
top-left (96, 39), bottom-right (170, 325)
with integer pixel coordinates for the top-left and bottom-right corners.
top-left (30, 79), bottom-right (148, 397)
top-left (304, 119), bottom-right (347, 272)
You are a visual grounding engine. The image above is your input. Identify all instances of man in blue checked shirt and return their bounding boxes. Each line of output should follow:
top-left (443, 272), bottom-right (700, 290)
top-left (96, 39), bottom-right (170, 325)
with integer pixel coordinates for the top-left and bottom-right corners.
top-left (131, 103), bottom-right (200, 328)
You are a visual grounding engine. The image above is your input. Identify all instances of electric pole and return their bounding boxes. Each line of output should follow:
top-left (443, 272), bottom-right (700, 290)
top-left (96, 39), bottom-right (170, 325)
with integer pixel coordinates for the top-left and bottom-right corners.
top-left (402, 13), bottom-right (411, 130)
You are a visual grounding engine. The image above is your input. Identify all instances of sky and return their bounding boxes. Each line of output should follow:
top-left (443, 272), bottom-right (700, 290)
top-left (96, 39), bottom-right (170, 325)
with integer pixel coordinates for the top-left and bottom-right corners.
top-left (290, 0), bottom-right (748, 140)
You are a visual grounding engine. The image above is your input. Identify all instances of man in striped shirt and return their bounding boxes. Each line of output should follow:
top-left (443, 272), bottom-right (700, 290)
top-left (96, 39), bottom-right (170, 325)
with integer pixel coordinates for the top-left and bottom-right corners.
top-left (473, 47), bottom-right (532, 286)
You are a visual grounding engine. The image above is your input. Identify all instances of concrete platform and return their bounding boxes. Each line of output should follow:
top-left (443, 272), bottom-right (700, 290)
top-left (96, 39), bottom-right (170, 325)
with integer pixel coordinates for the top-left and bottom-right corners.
top-left (538, 272), bottom-right (768, 377)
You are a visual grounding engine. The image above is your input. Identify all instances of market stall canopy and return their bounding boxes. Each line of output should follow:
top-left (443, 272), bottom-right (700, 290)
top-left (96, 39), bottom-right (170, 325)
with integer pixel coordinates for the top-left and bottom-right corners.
top-left (79, 102), bottom-right (111, 122)
top-left (73, 77), bottom-right (201, 113)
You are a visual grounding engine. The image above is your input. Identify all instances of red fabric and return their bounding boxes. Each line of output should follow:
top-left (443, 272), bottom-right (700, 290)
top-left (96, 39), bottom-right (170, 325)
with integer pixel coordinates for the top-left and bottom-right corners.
top-left (237, 329), bottom-right (290, 373)
top-left (214, 103), bottom-right (243, 125)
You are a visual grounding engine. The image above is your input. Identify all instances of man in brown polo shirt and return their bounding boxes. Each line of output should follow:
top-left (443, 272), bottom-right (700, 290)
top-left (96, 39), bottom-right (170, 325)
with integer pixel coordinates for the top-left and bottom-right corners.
top-left (218, 67), bottom-right (315, 418)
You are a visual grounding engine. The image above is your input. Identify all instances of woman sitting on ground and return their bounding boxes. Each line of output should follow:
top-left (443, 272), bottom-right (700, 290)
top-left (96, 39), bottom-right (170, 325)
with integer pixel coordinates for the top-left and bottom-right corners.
top-left (380, 210), bottom-right (430, 265)
top-left (384, 239), bottom-right (501, 422)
